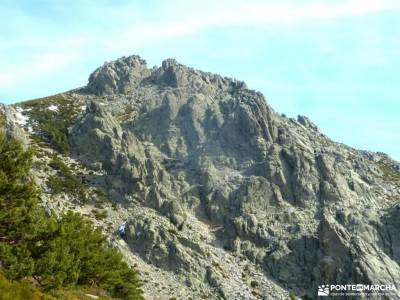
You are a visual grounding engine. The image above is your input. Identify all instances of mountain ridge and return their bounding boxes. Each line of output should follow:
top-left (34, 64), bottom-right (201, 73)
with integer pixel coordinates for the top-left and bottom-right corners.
top-left (2, 54), bottom-right (400, 299)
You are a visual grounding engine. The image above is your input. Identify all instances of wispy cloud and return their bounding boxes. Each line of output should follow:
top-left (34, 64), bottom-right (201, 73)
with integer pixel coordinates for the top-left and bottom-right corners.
top-left (1, 0), bottom-right (399, 94)
top-left (0, 51), bottom-right (79, 88)
top-left (162, 0), bottom-right (399, 27)
top-left (107, 0), bottom-right (400, 50)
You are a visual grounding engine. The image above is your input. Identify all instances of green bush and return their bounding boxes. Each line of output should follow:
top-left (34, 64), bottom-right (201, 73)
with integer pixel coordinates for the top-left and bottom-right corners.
top-left (0, 129), bottom-right (143, 299)
top-left (92, 209), bottom-right (108, 220)
top-left (95, 188), bottom-right (109, 203)
top-left (250, 280), bottom-right (259, 288)
top-left (378, 159), bottom-right (400, 182)
top-left (0, 272), bottom-right (56, 300)
top-left (0, 271), bottom-right (114, 299)
top-left (46, 155), bottom-right (88, 203)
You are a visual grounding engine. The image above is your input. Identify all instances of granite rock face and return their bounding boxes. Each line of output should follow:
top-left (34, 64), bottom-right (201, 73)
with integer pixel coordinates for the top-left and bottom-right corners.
top-left (87, 55), bottom-right (151, 95)
top-left (9, 55), bottom-right (400, 299)
top-left (0, 104), bottom-right (29, 147)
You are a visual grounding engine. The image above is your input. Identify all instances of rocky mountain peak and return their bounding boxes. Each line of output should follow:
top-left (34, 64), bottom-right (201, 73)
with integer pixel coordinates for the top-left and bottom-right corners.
top-left (87, 55), bottom-right (248, 95)
top-left (8, 54), bottom-right (400, 299)
top-left (161, 58), bottom-right (179, 69)
top-left (87, 55), bottom-right (150, 95)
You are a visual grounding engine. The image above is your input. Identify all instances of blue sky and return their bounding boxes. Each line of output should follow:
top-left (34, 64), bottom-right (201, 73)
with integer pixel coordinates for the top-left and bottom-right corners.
top-left (1, 0), bottom-right (399, 160)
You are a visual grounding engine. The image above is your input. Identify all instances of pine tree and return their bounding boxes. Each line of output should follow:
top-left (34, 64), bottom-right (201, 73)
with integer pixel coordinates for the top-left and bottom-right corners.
top-left (0, 130), bottom-right (42, 279)
top-left (0, 122), bottom-right (143, 299)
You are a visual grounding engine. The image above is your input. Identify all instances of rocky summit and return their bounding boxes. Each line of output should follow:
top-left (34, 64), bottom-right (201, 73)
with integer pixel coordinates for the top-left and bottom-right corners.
top-left (3, 55), bottom-right (400, 299)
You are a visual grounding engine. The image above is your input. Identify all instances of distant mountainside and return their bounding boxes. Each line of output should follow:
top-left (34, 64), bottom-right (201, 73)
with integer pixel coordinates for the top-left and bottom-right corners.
top-left (2, 55), bottom-right (399, 299)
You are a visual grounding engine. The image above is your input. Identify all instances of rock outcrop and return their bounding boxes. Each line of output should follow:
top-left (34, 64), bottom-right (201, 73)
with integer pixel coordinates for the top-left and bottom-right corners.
top-left (0, 104), bottom-right (29, 147)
